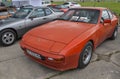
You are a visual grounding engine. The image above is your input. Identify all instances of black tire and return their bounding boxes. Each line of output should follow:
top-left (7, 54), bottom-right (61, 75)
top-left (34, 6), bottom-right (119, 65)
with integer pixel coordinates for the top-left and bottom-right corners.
top-left (0, 29), bottom-right (16, 46)
top-left (110, 26), bottom-right (118, 40)
top-left (78, 42), bottom-right (93, 69)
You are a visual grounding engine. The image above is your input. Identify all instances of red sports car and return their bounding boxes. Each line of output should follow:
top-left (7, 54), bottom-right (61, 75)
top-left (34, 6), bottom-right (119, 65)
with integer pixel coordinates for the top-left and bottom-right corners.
top-left (20, 7), bottom-right (118, 71)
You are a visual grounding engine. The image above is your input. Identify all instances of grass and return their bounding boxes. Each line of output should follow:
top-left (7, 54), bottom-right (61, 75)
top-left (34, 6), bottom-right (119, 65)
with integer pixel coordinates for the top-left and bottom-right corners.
top-left (52, 1), bottom-right (120, 15)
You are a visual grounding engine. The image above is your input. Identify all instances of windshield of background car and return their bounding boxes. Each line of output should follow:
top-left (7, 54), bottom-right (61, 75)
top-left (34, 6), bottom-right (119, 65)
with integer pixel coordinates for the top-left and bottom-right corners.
top-left (12, 8), bottom-right (32, 18)
top-left (60, 9), bottom-right (100, 24)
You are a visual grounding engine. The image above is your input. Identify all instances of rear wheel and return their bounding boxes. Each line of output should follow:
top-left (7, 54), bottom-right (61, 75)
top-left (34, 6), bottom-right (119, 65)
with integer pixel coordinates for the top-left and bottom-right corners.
top-left (0, 29), bottom-right (16, 46)
top-left (110, 26), bottom-right (118, 40)
top-left (78, 42), bottom-right (93, 69)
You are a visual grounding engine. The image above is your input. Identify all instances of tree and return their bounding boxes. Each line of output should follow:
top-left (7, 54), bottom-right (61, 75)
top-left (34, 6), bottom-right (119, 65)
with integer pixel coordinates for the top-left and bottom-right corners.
top-left (97, 0), bottom-right (100, 2)
top-left (80, 0), bottom-right (84, 2)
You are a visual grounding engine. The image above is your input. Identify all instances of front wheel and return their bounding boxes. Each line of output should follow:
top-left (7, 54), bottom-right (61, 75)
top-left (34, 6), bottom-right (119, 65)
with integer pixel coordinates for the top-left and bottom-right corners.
top-left (78, 42), bottom-right (93, 69)
top-left (0, 29), bottom-right (16, 46)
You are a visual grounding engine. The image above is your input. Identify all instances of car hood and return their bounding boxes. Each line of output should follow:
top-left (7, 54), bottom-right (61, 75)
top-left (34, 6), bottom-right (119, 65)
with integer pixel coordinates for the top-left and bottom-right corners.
top-left (28, 20), bottom-right (95, 44)
top-left (0, 18), bottom-right (22, 26)
top-left (23, 20), bottom-right (96, 53)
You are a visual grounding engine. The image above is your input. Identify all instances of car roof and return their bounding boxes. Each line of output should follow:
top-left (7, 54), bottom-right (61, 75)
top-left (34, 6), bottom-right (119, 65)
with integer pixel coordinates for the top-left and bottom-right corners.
top-left (70, 7), bottom-right (107, 10)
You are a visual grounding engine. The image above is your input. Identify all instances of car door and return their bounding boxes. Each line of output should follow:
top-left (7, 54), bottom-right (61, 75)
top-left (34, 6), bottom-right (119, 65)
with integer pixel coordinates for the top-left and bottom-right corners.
top-left (107, 10), bottom-right (116, 37)
top-left (96, 10), bottom-right (111, 45)
top-left (25, 8), bottom-right (46, 31)
top-left (102, 10), bottom-right (113, 38)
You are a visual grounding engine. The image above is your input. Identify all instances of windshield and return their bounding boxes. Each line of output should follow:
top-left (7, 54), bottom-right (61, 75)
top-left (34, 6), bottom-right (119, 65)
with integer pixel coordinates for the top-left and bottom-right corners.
top-left (12, 8), bottom-right (33, 18)
top-left (59, 9), bottom-right (100, 24)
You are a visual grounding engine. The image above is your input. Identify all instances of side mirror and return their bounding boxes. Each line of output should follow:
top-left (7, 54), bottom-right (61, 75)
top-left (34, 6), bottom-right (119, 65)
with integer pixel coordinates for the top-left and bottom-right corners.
top-left (103, 19), bottom-right (111, 23)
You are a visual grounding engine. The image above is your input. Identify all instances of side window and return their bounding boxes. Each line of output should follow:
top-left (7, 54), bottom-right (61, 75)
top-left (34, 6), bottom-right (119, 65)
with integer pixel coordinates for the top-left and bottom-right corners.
top-left (30, 8), bottom-right (45, 18)
top-left (107, 10), bottom-right (113, 19)
top-left (45, 8), bottom-right (52, 15)
top-left (102, 10), bottom-right (109, 19)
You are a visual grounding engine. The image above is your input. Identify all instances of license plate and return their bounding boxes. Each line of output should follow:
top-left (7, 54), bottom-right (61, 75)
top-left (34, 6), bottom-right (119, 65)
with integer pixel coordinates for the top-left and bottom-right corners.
top-left (26, 49), bottom-right (41, 59)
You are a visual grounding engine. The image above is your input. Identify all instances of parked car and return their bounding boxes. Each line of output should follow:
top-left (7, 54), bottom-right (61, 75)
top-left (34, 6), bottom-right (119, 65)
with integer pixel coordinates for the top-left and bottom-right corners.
top-left (7, 7), bottom-right (16, 14)
top-left (47, 4), bottom-right (57, 7)
top-left (0, 6), bottom-right (64, 46)
top-left (0, 7), bottom-right (16, 20)
top-left (20, 7), bottom-right (118, 71)
top-left (48, 4), bottom-right (69, 13)
top-left (63, 2), bottom-right (81, 8)
top-left (54, 5), bottom-right (69, 13)
top-left (0, 7), bottom-right (8, 20)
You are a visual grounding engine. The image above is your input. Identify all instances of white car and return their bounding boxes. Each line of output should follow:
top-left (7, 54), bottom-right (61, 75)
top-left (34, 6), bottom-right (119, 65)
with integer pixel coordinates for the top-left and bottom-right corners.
top-left (63, 2), bottom-right (81, 8)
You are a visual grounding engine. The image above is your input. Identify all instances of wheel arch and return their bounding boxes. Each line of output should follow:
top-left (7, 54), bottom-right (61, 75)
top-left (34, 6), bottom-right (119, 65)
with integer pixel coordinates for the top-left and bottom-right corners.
top-left (0, 28), bottom-right (18, 38)
top-left (88, 39), bottom-right (95, 50)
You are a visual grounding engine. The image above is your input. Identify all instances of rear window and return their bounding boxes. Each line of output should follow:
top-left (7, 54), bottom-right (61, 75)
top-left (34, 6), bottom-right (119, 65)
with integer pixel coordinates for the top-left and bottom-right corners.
top-left (45, 8), bottom-right (52, 15)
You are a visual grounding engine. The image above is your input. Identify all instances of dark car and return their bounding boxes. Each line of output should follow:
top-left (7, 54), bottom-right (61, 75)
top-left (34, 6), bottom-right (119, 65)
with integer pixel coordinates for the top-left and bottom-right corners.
top-left (0, 6), bottom-right (64, 46)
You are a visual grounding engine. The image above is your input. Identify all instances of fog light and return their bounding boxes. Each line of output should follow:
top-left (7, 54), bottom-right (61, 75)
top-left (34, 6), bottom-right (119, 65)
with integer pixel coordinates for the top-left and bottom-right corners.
top-left (48, 58), bottom-right (54, 61)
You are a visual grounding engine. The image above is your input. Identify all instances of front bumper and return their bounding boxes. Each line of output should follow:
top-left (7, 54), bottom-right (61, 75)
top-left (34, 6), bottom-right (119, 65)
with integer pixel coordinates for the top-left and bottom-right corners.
top-left (20, 41), bottom-right (75, 71)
